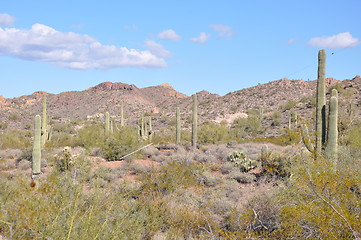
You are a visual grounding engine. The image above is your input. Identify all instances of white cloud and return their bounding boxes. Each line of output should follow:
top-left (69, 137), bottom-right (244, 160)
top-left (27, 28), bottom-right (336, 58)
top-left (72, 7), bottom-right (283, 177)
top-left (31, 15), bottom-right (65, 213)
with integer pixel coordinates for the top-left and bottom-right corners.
top-left (145, 40), bottom-right (172, 58)
top-left (191, 32), bottom-right (211, 44)
top-left (157, 29), bottom-right (181, 41)
top-left (0, 13), bottom-right (15, 27)
top-left (210, 24), bottom-right (234, 38)
top-left (308, 32), bottom-right (360, 49)
top-left (0, 24), bottom-right (166, 69)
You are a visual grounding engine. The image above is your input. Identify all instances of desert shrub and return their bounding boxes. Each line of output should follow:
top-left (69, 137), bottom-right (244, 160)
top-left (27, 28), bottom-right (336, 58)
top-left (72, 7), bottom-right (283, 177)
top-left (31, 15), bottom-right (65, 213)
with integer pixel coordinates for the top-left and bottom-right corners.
top-left (231, 115), bottom-right (263, 138)
top-left (17, 159), bottom-right (31, 170)
top-left (142, 145), bottom-right (160, 158)
top-left (77, 124), bottom-right (140, 161)
top-left (0, 129), bottom-right (31, 149)
top-left (277, 152), bottom-right (361, 239)
top-left (205, 144), bottom-right (231, 161)
top-left (137, 161), bottom-right (204, 196)
top-left (76, 123), bottom-right (106, 149)
top-left (344, 121), bottom-right (361, 150)
top-left (8, 113), bottom-right (19, 121)
top-left (199, 171), bottom-right (222, 187)
top-left (46, 132), bottom-right (79, 148)
top-left (18, 147), bottom-right (33, 161)
top-left (0, 159), bottom-right (16, 170)
top-left (198, 121), bottom-right (232, 144)
top-left (228, 170), bottom-right (256, 183)
top-left (239, 193), bottom-right (281, 237)
top-left (261, 152), bottom-right (290, 178)
top-left (279, 100), bottom-right (297, 111)
top-left (0, 122), bottom-right (8, 130)
top-left (220, 161), bottom-right (234, 174)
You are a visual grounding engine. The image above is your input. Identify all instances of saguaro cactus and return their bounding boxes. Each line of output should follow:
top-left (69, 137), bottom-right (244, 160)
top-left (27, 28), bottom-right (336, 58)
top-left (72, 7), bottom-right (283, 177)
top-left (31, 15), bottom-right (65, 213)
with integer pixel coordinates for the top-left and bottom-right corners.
top-left (316, 49), bottom-right (326, 155)
top-left (41, 95), bottom-right (48, 146)
top-left (176, 107), bottom-right (181, 144)
top-left (120, 104), bottom-right (124, 127)
top-left (110, 117), bottom-right (114, 134)
top-left (192, 93), bottom-right (198, 148)
top-left (148, 116), bottom-right (153, 141)
top-left (105, 112), bottom-right (110, 136)
top-left (326, 89), bottom-right (338, 164)
top-left (32, 115), bottom-right (42, 176)
top-left (141, 112), bottom-right (145, 139)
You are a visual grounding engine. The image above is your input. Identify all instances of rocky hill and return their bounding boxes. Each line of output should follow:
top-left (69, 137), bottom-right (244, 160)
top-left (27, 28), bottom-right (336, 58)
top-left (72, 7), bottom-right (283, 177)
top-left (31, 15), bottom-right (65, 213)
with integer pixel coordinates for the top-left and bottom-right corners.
top-left (1, 75), bottom-right (361, 138)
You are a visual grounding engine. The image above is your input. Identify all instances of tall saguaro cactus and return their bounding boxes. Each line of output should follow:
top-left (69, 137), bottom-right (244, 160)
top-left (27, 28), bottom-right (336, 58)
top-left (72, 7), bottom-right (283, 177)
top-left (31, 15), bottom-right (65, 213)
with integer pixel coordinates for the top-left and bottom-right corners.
top-left (120, 104), bottom-right (124, 127)
top-left (141, 112), bottom-right (145, 139)
top-left (192, 93), bottom-right (198, 148)
top-left (326, 89), bottom-right (338, 165)
top-left (176, 107), bottom-right (181, 144)
top-left (148, 116), bottom-right (153, 142)
top-left (316, 49), bottom-right (326, 155)
top-left (105, 112), bottom-right (110, 136)
top-left (41, 95), bottom-right (48, 146)
top-left (32, 115), bottom-right (42, 176)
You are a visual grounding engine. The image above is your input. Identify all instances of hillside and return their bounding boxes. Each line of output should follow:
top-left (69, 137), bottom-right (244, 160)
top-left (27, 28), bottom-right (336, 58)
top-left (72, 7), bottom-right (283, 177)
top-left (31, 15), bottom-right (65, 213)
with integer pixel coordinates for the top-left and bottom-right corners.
top-left (1, 75), bottom-right (361, 138)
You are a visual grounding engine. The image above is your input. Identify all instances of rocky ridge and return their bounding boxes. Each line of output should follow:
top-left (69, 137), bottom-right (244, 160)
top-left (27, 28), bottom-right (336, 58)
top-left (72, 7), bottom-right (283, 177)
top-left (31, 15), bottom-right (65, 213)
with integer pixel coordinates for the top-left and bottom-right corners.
top-left (1, 76), bottom-right (361, 138)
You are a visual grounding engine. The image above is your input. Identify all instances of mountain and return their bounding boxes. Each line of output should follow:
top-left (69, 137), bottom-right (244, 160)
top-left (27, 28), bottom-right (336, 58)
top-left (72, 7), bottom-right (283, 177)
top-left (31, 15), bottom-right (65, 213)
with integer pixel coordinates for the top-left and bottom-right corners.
top-left (1, 76), bottom-right (361, 138)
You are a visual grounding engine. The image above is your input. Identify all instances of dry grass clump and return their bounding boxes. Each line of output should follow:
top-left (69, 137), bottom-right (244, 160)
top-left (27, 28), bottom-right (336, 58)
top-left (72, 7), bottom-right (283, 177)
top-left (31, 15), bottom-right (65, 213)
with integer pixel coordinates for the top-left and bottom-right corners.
top-left (17, 159), bottom-right (31, 170)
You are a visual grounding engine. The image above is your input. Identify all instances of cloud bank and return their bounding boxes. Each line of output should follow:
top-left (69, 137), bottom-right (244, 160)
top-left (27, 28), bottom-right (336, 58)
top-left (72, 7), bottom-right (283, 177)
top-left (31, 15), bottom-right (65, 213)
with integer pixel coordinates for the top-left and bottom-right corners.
top-left (308, 32), bottom-right (360, 48)
top-left (145, 40), bottom-right (172, 58)
top-left (191, 32), bottom-right (211, 44)
top-left (157, 29), bottom-right (180, 41)
top-left (210, 24), bottom-right (234, 38)
top-left (0, 24), bottom-right (167, 69)
top-left (0, 13), bottom-right (15, 27)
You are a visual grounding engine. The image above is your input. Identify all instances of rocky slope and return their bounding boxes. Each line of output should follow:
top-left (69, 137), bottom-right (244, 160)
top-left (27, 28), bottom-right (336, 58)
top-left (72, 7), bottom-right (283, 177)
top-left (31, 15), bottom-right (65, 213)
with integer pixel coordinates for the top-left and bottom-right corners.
top-left (1, 76), bottom-right (360, 137)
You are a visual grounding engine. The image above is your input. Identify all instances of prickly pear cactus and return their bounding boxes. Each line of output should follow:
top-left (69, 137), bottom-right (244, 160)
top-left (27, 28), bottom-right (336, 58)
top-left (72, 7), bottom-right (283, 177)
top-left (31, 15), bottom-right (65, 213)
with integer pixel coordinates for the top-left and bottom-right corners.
top-left (228, 151), bottom-right (257, 172)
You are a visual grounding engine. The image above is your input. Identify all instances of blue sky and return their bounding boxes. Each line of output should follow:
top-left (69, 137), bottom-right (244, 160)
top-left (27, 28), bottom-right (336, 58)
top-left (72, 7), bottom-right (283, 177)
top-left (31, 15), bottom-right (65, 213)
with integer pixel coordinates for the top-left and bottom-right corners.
top-left (0, 0), bottom-right (360, 98)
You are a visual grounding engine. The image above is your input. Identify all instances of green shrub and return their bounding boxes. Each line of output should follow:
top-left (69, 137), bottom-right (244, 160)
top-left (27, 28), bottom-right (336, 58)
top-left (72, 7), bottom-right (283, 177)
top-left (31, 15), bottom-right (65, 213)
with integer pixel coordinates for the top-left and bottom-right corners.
top-left (198, 121), bottom-right (231, 144)
top-left (0, 130), bottom-right (31, 149)
top-left (280, 100), bottom-right (297, 111)
top-left (231, 115), bottom-right (263, 138)
top-left (277, 152), bottom-right (361, 239)
top-left (0, 122), bottom-right (8, 130)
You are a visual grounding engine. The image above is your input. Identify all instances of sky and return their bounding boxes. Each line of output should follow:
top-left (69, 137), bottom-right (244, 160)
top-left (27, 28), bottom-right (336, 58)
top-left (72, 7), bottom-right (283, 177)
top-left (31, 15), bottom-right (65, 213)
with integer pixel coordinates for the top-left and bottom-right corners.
top-left (0, 0), bottom-right (360, 98)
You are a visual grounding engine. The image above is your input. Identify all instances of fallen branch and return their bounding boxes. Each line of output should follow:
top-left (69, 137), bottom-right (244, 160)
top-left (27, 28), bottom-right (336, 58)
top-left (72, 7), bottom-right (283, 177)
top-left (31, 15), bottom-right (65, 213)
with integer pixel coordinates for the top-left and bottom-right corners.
top-left (116, 143), bottom-right (153, 161)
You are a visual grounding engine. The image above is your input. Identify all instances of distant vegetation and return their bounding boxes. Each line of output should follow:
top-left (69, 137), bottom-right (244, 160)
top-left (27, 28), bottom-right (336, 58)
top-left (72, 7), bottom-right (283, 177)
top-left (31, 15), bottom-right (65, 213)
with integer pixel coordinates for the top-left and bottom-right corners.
top-left (0, 50), bottom-right (360, 239)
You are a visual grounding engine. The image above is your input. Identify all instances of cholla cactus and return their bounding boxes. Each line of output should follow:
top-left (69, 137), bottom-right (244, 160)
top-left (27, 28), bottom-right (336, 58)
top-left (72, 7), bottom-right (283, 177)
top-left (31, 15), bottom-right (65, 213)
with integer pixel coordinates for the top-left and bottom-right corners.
top-left (57, 146), bottom-right (74, 172)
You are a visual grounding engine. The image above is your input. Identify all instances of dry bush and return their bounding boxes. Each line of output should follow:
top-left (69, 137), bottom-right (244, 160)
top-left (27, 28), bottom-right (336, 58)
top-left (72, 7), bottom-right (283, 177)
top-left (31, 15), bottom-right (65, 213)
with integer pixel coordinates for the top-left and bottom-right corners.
top-left (142, 145), bottom-right (160, 158)
top-left (17, 159), bottom-right (31, 170)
